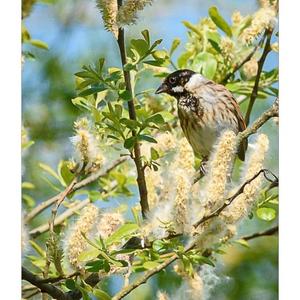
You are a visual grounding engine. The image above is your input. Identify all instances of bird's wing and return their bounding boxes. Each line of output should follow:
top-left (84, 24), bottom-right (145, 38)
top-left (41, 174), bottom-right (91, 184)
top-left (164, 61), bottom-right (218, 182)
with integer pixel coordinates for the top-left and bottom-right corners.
top-left (231, 98), bottom-right (248, 161)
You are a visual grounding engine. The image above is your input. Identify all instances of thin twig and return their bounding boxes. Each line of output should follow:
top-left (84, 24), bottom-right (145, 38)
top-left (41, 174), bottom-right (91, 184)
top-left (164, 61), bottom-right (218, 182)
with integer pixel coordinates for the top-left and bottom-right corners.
top-left (238, 97), bottom-right (278, 142)
top-left (29, 198), bottom-right (90, 238)
top-left (24, 157), bottom-right (128, 223)
top-left (22, 267), bottom-right (70, 300)
top-left (193, 169), bottom-right (274, 228)
top-left (117, 0), bottom-right (149, 218)
top-left (221, 40), bottom-right (262, 84)
top-left (242, 225), bottom-right (278, 241)
top-left (245, 29), bottom-right (273, 125)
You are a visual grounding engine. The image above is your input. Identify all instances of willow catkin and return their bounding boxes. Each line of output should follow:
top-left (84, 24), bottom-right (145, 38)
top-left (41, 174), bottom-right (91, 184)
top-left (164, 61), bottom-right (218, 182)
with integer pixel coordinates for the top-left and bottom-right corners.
top-left (117, 0), bottom-right (153, 25)
top-left (96, 0), bottom-right (118, 38)
top-left (203, 131), bottom-right (237, 212)
top-left (221, 134), bottom-right (269, 224)
top-left (65, 204), bottom-right (99, 269)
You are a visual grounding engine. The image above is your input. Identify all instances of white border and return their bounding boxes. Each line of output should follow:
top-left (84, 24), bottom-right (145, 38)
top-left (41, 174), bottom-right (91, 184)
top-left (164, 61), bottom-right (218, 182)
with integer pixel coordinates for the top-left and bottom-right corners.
top-left (0, 1), bottom-right (21, 297)
top-left (280, 0), bottom-right (300, 299)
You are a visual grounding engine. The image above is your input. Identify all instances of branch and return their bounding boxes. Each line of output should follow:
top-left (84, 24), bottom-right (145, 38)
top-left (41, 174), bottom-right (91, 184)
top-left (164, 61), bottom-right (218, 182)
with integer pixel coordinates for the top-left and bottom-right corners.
top-left (117, 0), bottom-right (149, 218)
top-left (112, 254), bottom-right (178, 300)
top-left (245, 29), bottom-right (273, 125)
top-left (193, 169), bottom-right (276, 229)
top-left (24, 157), bottom-right (128, 223)
top-left (29, 198), bottom-right (90, 238)
top-left (30, 180), bottom-right (119, 237)
top-left (22, 267), bottom-right (70, 300)
top-left (241, 225), bottom-right (278, 241)
top-left (221, 41), bottom-right (262, 84)
top-left (238, 97), bottom-right (278, 142)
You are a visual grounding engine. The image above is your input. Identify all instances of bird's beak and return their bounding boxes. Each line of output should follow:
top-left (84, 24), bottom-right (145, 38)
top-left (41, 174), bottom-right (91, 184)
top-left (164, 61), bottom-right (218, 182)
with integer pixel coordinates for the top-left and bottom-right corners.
top-left (155, 83), bottom-right (169, 94)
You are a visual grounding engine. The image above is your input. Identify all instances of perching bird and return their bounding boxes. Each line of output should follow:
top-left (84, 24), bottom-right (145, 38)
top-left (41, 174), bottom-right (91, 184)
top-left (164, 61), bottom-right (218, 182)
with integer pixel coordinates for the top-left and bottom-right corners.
top-left (155, 69), bottom-right (247, 173)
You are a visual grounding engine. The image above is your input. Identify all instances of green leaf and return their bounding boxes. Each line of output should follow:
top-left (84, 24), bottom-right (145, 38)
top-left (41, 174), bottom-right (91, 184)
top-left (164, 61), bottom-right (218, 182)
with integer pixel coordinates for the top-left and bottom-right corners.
top-left (71, 97), bottom-right (90, 110)
top-left (152, 50), bottom-right (168, 60)
top-left (119, 118), bottom-right (140, 130)
top-left (131, 39), bottom-right (149, 57)
top-left (170, 38), bottom-right (181, 56)
top-left (234, 239), bottom-right (250, 248)
top-left (29, 240), bottom-right (46, 257)
top-left (192, 52), bottom-right (217, 79)
top-left (118, 90), bottom-right (132, 101)
top-left (29, 39), bottom-right (49, 50)
top-left (149, 39), bottom-right (163, 52)
top-left (208, 6), bottom-right (232, 37)
top-left (39, 162), bottom-right (63, 184)
top-left (105, 223), bottom-right (139, 246)
top-left (65, 279), bottom-right (76, 290)
top-left (85, 259), bottom-right (109, 272)
top-left (138, 135), bottom-right (157, 144)
top-left (143, 59), bottom-right (165, 67)
top-left (58, 160), bottom-right (74, 186)
top-left (22, 194), bottom-right (35, 207)
top-left (93, 289), bottom-right (111, 300)
top-left (143, 261), bottom-right (161, 270)
top-left (150, 147), bottom-right (159, 160)
top-left (78, 248), bottom-right (101, 262)
top-left (98, 57), bottom-right (105, 73)
top-left (75, 71), bottom-right (97, 79)
top-left (141, 29), bottom-right (150, 44)
top-left (124, 136), bottom-right (137, 149)
top-left (146, 113), bottom-right (165, 124)
top-left (78, 86), bottom-right (107, 97)
top-left (177, 51), bottom-right (193, 69)
top-left (22, 182), bottom-right (35, 189)
top-left (256, 207), bottom-right (276, 221)
top-left (158, 111), bottom-right (174, 122)
top-left (182, 21), bottom-right (202, 36)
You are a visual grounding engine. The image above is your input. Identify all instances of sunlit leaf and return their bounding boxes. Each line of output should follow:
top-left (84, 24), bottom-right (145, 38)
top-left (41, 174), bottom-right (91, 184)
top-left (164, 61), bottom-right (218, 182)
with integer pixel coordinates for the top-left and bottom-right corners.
top-left (209, 6), bottom-right (232, 37)
top-left (93, 289), bottom-right (111, 300)
top-left (170, 38), bottom-right (181, 56)
top-left (256, 207), bottom-right (276, 221)
top-left (105, 223), bottom-right (139, 246)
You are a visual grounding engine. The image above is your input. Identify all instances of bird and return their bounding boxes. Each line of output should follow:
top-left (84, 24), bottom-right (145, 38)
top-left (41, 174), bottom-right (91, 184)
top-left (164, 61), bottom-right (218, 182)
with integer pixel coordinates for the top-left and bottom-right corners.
top-left (155, 69), bottom-right (247, 174)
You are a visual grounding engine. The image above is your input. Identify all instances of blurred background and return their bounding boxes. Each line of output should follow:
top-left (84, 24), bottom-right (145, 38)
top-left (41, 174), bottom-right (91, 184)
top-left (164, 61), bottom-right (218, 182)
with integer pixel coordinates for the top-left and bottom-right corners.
top-left (22, 0), bottom-right (278, 299)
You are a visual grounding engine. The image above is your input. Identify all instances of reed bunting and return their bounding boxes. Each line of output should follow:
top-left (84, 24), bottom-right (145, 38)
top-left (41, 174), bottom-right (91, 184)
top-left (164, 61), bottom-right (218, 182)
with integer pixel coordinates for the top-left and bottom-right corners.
top-left (156, 69), bottom-right (247, 172)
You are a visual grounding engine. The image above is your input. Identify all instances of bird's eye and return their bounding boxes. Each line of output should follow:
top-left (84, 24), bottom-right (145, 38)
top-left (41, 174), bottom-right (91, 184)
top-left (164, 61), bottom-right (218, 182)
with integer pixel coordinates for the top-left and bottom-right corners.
top-left (169, 77), bottom-right (176, 84)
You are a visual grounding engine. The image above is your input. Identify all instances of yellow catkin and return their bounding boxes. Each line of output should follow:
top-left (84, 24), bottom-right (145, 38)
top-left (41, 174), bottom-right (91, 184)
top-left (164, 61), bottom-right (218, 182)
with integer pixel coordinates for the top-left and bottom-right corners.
top-left (117, 0), bottom-right (152, 25)
top-left (187, 273), bottom-right (204, 300)
top-left (243, 58), bottom-right (258, 78)
top-left (175, 137), bottom-right (195, 175)
top-left (174, 170), bottom-right (191, 233)
top-left (231, 11), bottom-right (243, 25)
top-left (65, 204), bottom-right (99, 269)
top-left (220, 37), bottom-right (235, 61)
top-left (71, 119), bottom-right (105, 172)
top-left (204, 131), bottom-right (237, 211)
top-left (96, 212), bottom-right (124, 239)
top-left (172, 138), bottom-right (194, 232)
top-left (240, 7), bottom-right (277, 44)
top-left (155, 132), bottom-right (177, 153)
top-left (145, 167), bottom-right (162, 210)
top-left (156, 291), bottom-right (169, 300)
top-left (96, 0), bottom-right (118, 38)
top-left (222, 134), bottom-right (269, 224)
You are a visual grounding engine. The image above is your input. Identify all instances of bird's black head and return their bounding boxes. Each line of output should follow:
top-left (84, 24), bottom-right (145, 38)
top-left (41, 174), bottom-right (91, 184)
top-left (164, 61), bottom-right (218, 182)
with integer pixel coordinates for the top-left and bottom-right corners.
top-left (155, 69), bottom-right (195, 97)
